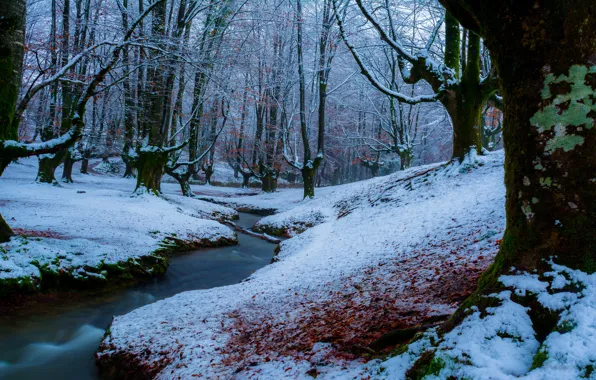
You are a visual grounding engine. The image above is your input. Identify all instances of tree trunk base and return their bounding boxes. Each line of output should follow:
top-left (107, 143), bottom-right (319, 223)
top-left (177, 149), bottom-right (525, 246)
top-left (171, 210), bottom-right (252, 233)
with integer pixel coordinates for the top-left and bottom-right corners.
top-left (203, 165), bottom-right (214, 186)
top-left (0, 213), bottom-right (14, 243)
top-left (260, 168), bottom-right (278, 193)
top-left (80, 158), bottom-right (89, 174)
top-left (122, 154), bottom-right (136, 178)
top-left (134, 150), bottom-right (168, 195)
top-left (62, 153), bottom-right (75, 183)
top-left (240, 170), bottom-right (253, 188)
top-left (167, 169), bottom-right (195, 197)
top-left (36, 153), bottom-right (63, 185)
top-left (302, 167), bottom-right (317, 199)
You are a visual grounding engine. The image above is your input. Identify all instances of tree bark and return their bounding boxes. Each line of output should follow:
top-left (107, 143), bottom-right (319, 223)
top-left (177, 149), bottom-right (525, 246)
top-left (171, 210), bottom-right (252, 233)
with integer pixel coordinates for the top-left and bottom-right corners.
top-left (203, 164), bottom-right (214, 185)
top-left (122, 153), bottom-right (136, 178)
top-left (442, 28), bottom-right (487, 161)
top-left (37, 153), bottom-right (64, 184)
top-left (260, 166), bottom-right (278, 193)
top-left (439, 0), bottom-right (596, 287)
top-left (62, 153), bottom-right (75, 183)
top-left (57, 0), bottom-right (75, 182)
top-left (80, 157), bottom-right (89, 174)
top-left (0, 213), bottom-right (14, 243)
top-left (240, 169), bottom-right (253, 188)
top-left (0, 0), bottom-right (25, 142)
top-left (134, 150), bottom-right (168, 195)
top-left (481, 2), bottom-right (596, 276)
top-left (167, 169), bottom-right (194, 197)
top-left (302, 167), bottom-right (317, 199)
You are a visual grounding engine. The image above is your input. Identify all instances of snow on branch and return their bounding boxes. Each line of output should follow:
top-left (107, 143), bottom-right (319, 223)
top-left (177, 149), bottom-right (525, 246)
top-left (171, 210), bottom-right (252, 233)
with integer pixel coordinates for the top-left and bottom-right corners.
top-left (1, 0), bottom-right (166, 162)
top-left (333, 0), bottom-right (441, 105)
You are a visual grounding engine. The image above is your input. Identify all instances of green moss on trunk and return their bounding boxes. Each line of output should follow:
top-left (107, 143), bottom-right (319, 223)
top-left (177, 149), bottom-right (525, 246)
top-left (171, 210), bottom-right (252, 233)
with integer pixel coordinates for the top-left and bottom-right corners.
top-left (0, 0), bottom-right (25, 142)
top-left (61, 151), bottom-right (75, 183)
top-left (134, 150), bottom-right (169, 195)
top-left (260, 166), bottom-right (278, 193)
top-left (36, 153), bottom-right (64, 184)
top-left (302, 167), bottom-right (317, 199)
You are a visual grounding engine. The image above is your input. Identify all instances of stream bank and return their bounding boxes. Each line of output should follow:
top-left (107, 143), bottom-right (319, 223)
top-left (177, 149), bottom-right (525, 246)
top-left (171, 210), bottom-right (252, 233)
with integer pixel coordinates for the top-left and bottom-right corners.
top-left (0, 213), bottom-right (276, 380)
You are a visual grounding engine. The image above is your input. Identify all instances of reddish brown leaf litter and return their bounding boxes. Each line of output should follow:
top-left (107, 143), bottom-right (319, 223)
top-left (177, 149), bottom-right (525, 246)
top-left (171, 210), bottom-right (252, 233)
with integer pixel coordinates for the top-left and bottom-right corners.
top-left (12, 228), bottom-right (69, 240)
top-left (222, 224), bottom-right (502, 372)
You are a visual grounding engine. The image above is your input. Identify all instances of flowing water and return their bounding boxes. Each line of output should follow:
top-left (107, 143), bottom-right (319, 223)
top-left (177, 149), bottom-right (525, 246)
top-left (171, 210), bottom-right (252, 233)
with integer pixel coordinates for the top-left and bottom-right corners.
top-left (0, 213), bottom-right (274, 380)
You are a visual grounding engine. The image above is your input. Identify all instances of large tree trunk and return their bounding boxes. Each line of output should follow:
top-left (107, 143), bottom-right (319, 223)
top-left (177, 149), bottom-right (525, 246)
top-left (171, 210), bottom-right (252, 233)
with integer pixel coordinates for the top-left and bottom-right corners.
top-left (402, 2), bottom-right (596, 375)
top-left (0, 0), bottom-right (25, 143)
top-left (474, 2), bottom-right (596, 278)
top-left (134, 151), bottom-right (168, 195)
top-left (260, 167), bottom-right (278, 193)
top-left (37, 153), bottom-right (64, 184)
top-left (203, 164), bottom-right (214, 186)
top-left (0, 0), bottom-right (25, 177)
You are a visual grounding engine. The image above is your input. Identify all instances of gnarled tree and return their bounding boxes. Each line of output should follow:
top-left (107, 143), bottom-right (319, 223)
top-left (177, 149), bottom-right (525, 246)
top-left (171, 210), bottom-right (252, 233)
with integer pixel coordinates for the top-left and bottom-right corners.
top-left (0, 0), bottom-right (163, 241)
top-left (400, 0), bottom-right (596, 376)
top-left (334, 0), bottom-right (499, 161)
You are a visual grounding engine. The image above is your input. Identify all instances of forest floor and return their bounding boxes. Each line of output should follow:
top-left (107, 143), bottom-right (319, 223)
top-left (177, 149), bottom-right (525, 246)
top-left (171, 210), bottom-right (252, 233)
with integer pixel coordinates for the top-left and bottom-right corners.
top-left (0, 158), bottom-right (239, 300)
top-left (96, 151), bottom-right (513, 378)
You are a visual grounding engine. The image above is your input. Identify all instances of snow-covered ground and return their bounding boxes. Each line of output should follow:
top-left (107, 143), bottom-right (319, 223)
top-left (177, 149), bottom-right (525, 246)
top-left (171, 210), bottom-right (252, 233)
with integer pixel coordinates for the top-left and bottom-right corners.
top-left (0, 158), bottom-right (238, 296)
top-left (97, 151), bottom-right (511, 378)
top-left (378, 259), bottom-right (596, 379)
top-left (197, 184), bottom-right (340, 216)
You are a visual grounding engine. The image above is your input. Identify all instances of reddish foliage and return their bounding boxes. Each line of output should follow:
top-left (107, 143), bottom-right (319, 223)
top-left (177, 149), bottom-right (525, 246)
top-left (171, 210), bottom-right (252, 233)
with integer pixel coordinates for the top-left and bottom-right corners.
top-left (221, 225), bottom-right (502, 372)
top-left (12, 228), bottom-right (69, 240)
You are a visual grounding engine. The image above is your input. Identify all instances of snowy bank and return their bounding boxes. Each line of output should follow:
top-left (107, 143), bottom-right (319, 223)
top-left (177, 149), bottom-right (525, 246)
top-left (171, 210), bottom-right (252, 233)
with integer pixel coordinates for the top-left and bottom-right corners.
top-left (0, 158), bottom-right (238, 298)
top-left (97, 151), bottom-right (508, 378)
top-left (197, 184), bottom-right (339, 217)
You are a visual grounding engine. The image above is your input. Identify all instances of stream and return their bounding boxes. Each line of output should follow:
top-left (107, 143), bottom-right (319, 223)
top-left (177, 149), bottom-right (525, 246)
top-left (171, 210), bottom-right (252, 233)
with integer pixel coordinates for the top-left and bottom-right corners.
top-left (0, 213), bottom-right (275, 380)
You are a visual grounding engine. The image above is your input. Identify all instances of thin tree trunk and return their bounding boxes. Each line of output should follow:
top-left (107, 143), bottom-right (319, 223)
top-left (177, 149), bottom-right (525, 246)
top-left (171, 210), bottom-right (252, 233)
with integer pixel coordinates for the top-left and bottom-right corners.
top-left (59, 0), bottom-right (75, 183)
top-left (240, 170), bottom-right (252, 188)
top-left (62, 153), bottom-right (75, 183)
top-left (80, 156), bottom-right (89, 174)
top-left (121, 0), bottom-right (136, 179)
top-left (167, 170), bottom-right (194, 197)
top-left (39, 0), bottom-right (72, 183)
top-left (442, 29), bottom-right (486, 161)
top-left (203, 164), bottom-right (214, 185)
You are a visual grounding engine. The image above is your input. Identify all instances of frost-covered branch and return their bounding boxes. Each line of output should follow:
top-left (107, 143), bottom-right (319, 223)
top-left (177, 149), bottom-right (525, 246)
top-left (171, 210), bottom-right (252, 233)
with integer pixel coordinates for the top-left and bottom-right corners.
top-left (2, 0), bottom-right (165, 163)
top-left (333, 0), bottom-right (441, 105)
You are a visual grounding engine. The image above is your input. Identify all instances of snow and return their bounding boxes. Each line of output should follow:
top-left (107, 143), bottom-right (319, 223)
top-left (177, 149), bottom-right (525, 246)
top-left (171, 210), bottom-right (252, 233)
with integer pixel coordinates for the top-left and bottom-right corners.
top-left (381, 261), bottom-right (596, 380)
top-left (430, 290), bottom-right (540, 378)
top-left (0, 158), bottom-right (238, 290)
top-left (97, 151), bottom-right (508, 378)
top-left (198, 184), bottom-right (336, 215)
